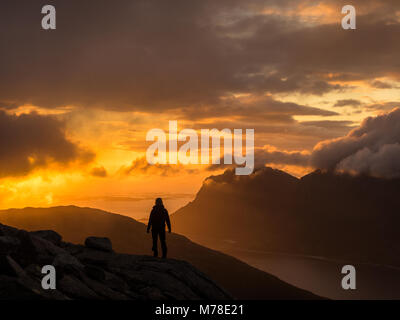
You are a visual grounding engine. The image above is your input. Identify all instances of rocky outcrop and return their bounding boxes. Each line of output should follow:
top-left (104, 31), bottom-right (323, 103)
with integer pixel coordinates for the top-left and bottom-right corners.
top-left (0, 223), bottom-right (231, 300)
top-left (85, 237), bottom-right (113, 252)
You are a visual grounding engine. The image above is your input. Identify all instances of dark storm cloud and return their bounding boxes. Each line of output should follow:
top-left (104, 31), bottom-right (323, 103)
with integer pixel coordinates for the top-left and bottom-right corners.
top-left (0, 110), bottom-right (94, 178)
top-left (1, 0), bottom-right (399, 113)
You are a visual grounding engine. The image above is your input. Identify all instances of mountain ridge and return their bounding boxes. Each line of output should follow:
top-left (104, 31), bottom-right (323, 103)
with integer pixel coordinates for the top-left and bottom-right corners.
top-left (172, 167), bottom-right (400, 267)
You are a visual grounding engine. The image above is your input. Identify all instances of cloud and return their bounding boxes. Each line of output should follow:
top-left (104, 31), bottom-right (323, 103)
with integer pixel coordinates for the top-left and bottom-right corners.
top-left (206, 145), bottom-right (310, 172)
top-left (311, 108), bottom-right (400, 178)
top-left (1, 0), bottom-right (400, 112)
top-left (1, 0), bottom-right (399, 174)
top-left (255, 146), bottom-right (310, 167)
top-left (365, 101), bottom-right (400, 112)
top-left (90, 166), bottom-right (108, 178)
top-left (178, 95), bottom-right (337, 122)
top-left (334, 99), bottom-right (363, 108)
top-left (207, 108), bottom-right (400, 179)
top-left (336, 144), bottom-right (400, 178)
top-left (121, 157), bottom-right (197, 176)
top-left (299, 120), bottom-right (355, 131)
top-left (0, 110), bottom-right (94, 178)
top-left (370, 80), bottom-right (396, 89)
top-left (63, 193), bottom-right (193, 202)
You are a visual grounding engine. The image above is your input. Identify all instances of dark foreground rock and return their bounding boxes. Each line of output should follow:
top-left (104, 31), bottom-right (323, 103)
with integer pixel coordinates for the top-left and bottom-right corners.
top-left (85, 237), bottom-right (113, 252)
top-left (0, 223), bottom-right (231, 300)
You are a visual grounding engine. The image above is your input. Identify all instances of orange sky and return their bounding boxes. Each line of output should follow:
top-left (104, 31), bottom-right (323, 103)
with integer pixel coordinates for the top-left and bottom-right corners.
top-left (1, 0), bottom-right (400, 218)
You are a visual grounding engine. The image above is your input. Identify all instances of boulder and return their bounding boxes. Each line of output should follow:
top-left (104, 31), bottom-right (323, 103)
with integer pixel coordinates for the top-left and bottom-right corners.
top-left (30, 230), bottom-right (62, 246)
top-left (84, 237), bottom-right (113, 252)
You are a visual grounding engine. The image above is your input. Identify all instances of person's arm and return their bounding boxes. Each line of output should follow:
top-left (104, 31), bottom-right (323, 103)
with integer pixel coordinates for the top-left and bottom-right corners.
top-left (147, 210), bottom-right (153, 233)
top-left (165, 210), bottom-right (171, 233)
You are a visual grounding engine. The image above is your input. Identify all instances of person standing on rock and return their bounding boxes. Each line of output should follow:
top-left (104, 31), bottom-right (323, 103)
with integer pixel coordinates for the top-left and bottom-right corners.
top-left (147, 198), bottom-right (171, 258)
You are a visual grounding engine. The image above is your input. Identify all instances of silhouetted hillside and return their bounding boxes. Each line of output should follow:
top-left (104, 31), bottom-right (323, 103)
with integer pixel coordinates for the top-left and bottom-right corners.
top-left (0, 206), bottom-right (319, 300)
top-left (172, 168), bottom-right (400, 267)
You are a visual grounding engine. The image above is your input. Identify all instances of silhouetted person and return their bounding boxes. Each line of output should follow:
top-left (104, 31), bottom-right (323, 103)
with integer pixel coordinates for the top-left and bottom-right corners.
top-left (147, 198), bottom-right (171, 258)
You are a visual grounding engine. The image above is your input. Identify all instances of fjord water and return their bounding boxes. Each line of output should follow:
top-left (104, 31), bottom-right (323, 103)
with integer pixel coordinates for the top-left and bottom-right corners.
top-left (224, 248), bottom-right (400, 300)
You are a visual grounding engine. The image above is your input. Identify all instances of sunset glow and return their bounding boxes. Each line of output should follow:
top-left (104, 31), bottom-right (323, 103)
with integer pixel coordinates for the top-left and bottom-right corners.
top-left (1, 0), bottom-right (400, 218)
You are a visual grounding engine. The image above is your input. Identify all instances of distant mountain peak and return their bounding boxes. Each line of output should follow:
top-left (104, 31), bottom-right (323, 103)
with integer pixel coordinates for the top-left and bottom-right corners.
top-left (173, 166), bottom-right (400, 268)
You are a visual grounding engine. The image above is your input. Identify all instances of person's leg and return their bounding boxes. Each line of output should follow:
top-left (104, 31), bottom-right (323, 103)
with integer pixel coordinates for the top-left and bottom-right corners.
top-left (159, 230), bottom-right (167, 259)
top-left (152, 230), bottom-right (159, 257)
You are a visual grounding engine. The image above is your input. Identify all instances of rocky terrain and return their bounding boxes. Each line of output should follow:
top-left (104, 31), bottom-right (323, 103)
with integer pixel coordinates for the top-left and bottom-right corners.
top-left (0, 223), bottom-right (231, 300)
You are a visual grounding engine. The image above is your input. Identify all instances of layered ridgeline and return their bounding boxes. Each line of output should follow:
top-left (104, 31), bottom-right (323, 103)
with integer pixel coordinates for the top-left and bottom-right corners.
top-left (0, 206), bottom-right (319, 300)
top-left (172, 167), bottom-right (400, 267)
top-left (0, 223), bottom-right (230, 300)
